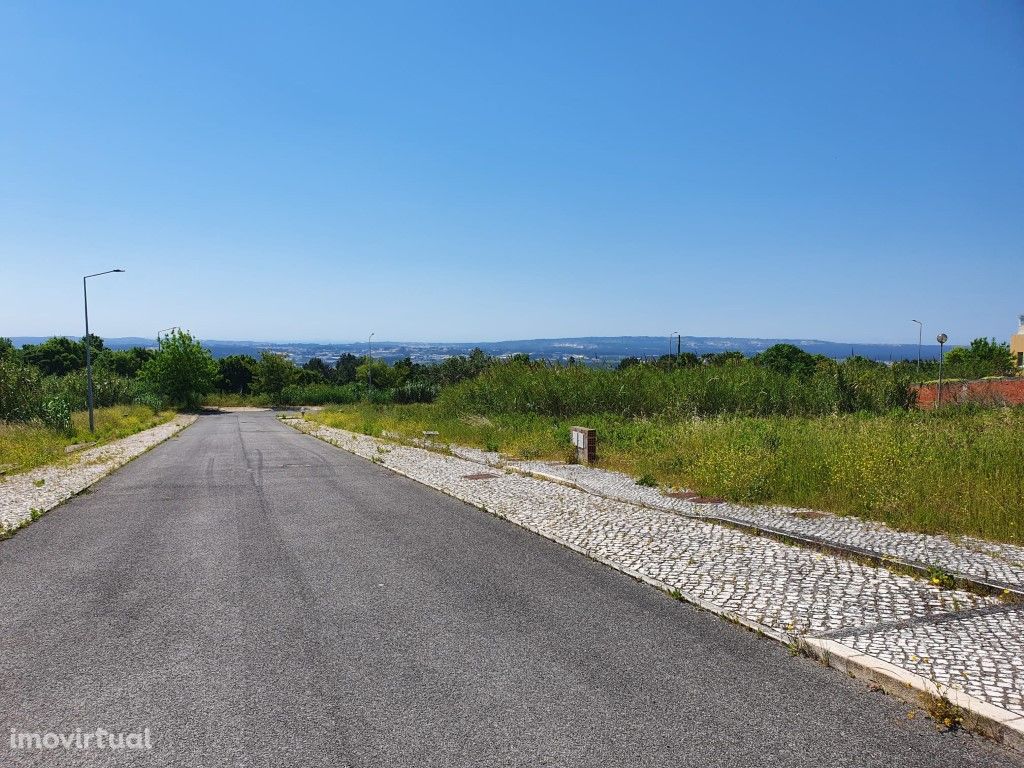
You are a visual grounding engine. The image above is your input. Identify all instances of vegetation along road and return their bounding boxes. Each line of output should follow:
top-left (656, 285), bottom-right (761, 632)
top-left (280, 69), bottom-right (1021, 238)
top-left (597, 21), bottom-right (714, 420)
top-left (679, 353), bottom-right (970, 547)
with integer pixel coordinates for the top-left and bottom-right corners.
top-left (1, 410), bottom-right (1018, 767)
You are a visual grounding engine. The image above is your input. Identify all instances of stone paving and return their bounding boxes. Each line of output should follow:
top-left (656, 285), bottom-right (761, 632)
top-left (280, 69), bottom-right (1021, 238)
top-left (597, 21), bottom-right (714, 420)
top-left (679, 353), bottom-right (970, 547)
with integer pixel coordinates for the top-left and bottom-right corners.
top-left (830, 606), bottom-right (1024, 716)
top-left (289, 419), bottom-right (1023, 722)
top-left (0, 415), bottom-right (196, 532)
top-left (500, 460), bottom-right (1024, 591)
top-left (438, 442), bottom-right (1024, 591)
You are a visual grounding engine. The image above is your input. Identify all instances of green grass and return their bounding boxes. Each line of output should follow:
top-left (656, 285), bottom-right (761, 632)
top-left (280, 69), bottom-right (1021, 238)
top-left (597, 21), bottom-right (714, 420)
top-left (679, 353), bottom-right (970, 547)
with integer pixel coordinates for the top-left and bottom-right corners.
top-left (307, 403), bottom-right (1024, 544)
top-left (436, 359), bottom-right (914, 417)
top-left (201, 392), bottom-right (273, 407)
top-left (0, 405), bottom-right (176, 475)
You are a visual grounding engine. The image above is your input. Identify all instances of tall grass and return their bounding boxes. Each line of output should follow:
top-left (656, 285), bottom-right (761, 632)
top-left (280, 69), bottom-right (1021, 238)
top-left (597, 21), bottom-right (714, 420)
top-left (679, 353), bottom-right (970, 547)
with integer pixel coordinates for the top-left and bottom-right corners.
top-left (308, 404), bottom-right (1024, 544)
top-left (0, 405), bottom-right (175, 475)
top-left (438, 361), bottom-right (913, 418)
top-left (40, 369), bottom-right (140, 410)
top-left (202, 392), bottom-right (273, 408)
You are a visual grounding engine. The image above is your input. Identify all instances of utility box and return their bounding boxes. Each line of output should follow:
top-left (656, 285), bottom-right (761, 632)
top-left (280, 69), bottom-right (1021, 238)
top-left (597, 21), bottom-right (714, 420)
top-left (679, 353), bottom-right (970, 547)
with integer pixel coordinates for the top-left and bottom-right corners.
top-left (571, 426), bottom-right (597, 464)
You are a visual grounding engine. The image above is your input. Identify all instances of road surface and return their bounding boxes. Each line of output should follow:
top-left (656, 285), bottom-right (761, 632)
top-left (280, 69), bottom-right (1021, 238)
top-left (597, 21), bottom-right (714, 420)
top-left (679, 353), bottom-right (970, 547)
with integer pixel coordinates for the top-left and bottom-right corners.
top-left (1, 410), bottom-right (1018, 767)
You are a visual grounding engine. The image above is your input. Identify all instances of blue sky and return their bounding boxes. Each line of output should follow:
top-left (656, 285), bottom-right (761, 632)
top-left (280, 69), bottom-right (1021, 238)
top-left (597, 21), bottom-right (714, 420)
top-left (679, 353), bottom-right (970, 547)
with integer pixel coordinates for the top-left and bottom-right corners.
top-left (1, 1), bottom-right (1021, 345)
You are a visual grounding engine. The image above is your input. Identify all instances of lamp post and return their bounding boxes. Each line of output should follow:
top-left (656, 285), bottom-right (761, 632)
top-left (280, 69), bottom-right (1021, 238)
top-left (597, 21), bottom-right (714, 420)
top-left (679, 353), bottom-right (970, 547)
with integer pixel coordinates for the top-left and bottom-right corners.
top-left (157, 326), bottom-right (179, 344)
top-left (83, 269), bottom-right (125, 432)
top-left (936, 333), bottom-right (948, 409)
top-left (367, 332), bottom-right (375, 390)
top-left (911, 320), bottom-right (922, 379)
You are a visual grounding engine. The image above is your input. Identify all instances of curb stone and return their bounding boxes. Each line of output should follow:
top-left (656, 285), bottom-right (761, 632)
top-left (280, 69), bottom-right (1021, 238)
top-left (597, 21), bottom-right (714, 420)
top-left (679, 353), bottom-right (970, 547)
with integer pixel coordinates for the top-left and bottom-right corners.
top-left (800, 638), bottom-right (1024, 753)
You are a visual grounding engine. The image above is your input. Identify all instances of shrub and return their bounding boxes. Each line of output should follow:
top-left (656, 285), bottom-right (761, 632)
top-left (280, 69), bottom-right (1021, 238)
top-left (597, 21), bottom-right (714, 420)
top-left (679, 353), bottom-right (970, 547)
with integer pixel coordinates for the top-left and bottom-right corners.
top-left (437, 359), bottom-right (913, 419)
top-left (40, 369), bottom-right (137, 410)
top-left (251, 352), bottom-right (297, 397)
top-left (132, 391), bottom-right (165, 411)
top-left (755, 344), bottom-right (818, 378)
top-left (391, 381), bottom-right (438, 404)
top-left (0, 357), bottom-right (42, 422)
top-left (19, 336), bottom-right (88, 376)
top-left (278, 383), bottom-right (361, 406)
top-left (39, 397), bottom-right (73, 435)
top-left (140, 330), bottom-right (218, 410)
top-left (217, 355), bottom-right (257, 394)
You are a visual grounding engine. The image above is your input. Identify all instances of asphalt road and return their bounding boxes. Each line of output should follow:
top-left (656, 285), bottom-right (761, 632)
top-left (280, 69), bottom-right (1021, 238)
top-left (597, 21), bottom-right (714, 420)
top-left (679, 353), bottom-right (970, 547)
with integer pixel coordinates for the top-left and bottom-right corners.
top-left (1, 410), bottom-right (1018, 768)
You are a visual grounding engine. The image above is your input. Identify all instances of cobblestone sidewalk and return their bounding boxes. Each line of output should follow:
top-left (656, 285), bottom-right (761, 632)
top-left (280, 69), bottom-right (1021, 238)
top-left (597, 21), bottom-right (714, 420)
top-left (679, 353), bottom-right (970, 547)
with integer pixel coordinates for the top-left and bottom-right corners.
top-left (442, 445), bottom-right (1024, 592)
top-left (289, 418), bottom-right (1024, 742)
top-left (0, 415), bottom-right (197, 532)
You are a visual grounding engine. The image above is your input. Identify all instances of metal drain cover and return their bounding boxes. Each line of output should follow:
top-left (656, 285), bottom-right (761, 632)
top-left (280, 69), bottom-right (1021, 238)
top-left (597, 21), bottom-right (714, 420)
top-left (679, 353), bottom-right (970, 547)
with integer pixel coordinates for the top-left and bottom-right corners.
top-left (463, 473), bottom-right (501, 480)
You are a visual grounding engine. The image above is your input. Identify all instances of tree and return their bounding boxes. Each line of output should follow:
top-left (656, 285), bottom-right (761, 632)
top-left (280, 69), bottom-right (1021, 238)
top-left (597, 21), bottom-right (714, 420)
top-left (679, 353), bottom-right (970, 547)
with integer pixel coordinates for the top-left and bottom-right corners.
top-left (20, 336), bottom-right (87, 376)
top-left (756, 344), bottom-right (817, 378)
top-left (140, 330), bottom-right (218, 409)
top-left (251, 352), bottom-right (297, 397)
top-left (943, 338), bottom-right (1013, 379)
top-left (97, 347), bottom-right (154, 377)
top-left (0, 337), bottom-right (15, 360)
top-left (436, 348), bottom-right (493, 387)
top-left (303, 357), bottom-right (333, 383)
top-left (217, 355), bottom-right (256, 394)
top-left (356, 358), bottom-right (400, 388)
top-left (334, 353), bottom-right (360, 384)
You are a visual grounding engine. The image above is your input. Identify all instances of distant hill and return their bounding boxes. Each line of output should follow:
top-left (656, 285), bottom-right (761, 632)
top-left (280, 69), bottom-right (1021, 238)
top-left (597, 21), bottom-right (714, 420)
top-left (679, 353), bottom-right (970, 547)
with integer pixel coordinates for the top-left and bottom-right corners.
top-left (9, 334), bottom-right (945, 366)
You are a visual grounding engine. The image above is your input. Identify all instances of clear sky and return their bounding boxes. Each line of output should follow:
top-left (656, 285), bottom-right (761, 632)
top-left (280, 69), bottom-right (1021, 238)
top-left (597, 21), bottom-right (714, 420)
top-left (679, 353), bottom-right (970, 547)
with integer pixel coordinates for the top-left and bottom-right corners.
top-left (1, 1), bottom-right (1022, 346)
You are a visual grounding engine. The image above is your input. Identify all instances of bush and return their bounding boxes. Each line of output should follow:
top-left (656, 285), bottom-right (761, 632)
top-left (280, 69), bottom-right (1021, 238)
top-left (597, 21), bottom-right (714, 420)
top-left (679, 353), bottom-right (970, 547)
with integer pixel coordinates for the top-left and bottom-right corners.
top-left (252, 352), bottom-right (297, 397)
top-left (277, 383), bottom-right (362, 406)
top-left (0, 357), bottom-right (42, 422)
top-left (437, 359), bottom-right (914, 419)
top-left (140, 330), bottom-right (218, 410)
top-left (391, 381), bottom-right (438, 404)
top-left (39, 397), bottom-right (73, 435)
top-left (755, 344), bottom-right (818, 378)
top-left (132, 391), bottom-right (165, 411)
top-left (40, 369), bottom-right (137, 410)
top-left (1, 355), bottom-right (141, 429)
top-left (217, 355), bottom-right (257, 394)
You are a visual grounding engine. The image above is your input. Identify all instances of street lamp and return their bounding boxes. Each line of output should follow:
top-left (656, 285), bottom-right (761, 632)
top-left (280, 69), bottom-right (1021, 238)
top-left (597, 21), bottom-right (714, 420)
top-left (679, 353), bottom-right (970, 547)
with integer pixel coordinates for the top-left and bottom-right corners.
top-left (911, 320), bottom-right (922, 379)
top-left (367, 332), bottom-right (375, 390)
top-left (83, 269), bottom-right (125, 432)
top-left (157, 326), bottom-right (179, 344)
top-left (936, 333), bottom-right (948, 409)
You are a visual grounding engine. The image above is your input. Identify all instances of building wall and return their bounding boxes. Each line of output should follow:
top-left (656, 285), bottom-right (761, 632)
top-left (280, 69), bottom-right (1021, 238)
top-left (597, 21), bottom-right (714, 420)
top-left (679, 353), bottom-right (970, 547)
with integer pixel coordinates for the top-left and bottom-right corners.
top-left (1013, 326), bottom-right (1024, 369)
top-left (914, 378), bottom-right (1024, 408)
top-left (1013, 337), bottom-right (1024, 369)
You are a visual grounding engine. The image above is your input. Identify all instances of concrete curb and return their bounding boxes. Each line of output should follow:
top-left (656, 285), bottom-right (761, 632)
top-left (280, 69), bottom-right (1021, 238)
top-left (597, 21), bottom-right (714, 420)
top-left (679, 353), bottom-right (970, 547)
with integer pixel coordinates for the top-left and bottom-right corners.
top-left (287, 418), bottom-right (1024, 755)
top-left (800, 638), bottom-right (1024, 753)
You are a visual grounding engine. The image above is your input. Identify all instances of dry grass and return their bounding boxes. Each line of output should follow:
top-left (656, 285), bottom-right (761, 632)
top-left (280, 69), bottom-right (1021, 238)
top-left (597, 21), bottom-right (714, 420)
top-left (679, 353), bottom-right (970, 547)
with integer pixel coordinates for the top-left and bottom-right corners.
top-left (0, 405), bottom-right (175, 475)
